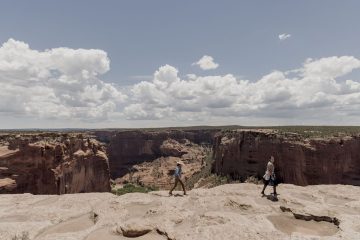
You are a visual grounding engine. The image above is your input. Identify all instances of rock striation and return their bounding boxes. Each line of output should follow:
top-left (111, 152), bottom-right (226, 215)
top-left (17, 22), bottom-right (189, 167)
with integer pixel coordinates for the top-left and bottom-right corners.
top-left (0, 133), bottom-right (110, 194)
top-left (213, 129), bottom-right (360, 185)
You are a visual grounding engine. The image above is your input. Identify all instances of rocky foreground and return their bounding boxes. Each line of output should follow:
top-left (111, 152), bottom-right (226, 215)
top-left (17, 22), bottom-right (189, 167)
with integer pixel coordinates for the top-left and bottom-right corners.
top-left (1, 183), bottom-right (360, 240)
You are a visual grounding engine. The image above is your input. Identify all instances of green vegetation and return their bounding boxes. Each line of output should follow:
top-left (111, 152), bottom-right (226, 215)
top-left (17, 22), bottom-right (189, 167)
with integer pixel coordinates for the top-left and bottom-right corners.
top-left (11, 232), bottom-right (29, 240)
top-left (91, 125), bottom-right (360, 139)
top-left (245, 175), bottom-right (263, 184)
top-left (261, 126), bottom-right (360, 138)
top-left (2, 126), bottom-right (360, 138)
top-left (184, 144), bottom-right (241, 189)
top-left (111, 183), bottom-right (158, 196)
top-left (194, 174), bottom-right (235, 188)
top-left (92, 125), bottom-right (360, 135)
top-left (219, 126), bottom-right (360, 138)
top-left (185, 146), bottom-right (214, 189)
top-left (211, 174), bottom-right (233, 187)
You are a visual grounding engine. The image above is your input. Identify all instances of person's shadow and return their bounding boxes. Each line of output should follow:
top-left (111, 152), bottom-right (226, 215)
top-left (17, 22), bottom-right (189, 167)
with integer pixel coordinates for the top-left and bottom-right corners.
top-left (173, 193), bottom-right (184, 197)
top-left (262, 193), bottom-right (279, 202)
top-left (150, 192), bottom-right (185, 198)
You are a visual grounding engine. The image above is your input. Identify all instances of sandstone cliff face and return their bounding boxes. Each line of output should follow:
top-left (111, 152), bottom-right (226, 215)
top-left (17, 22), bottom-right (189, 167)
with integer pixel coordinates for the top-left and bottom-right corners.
top-left (213, 130), bottom-right (360, 186)
top-left (0, 134), bottom-right (110, 194)
top-left (99, 130), bottom-right (215, 179)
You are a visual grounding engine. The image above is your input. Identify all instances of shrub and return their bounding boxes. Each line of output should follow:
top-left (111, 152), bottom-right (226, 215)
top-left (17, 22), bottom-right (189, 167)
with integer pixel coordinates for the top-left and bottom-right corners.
top-left (11, 232), bottom-right (30, 240)
top-left (112, 183), bottom-right (158, 196)
top-left (245, 176), bottom-right (262, 184)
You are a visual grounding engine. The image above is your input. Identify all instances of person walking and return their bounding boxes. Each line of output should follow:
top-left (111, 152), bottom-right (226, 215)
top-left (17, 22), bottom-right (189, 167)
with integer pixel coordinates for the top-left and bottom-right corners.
top-left (169, 161), bottom-right (186, 196)
top-left (261, 156), bottom-right (277, 196)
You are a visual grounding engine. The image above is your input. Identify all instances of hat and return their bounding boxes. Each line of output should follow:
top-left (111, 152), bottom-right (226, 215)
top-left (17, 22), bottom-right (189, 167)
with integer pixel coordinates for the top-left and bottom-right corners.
top-left (176, 161), bottom-right (183, 165)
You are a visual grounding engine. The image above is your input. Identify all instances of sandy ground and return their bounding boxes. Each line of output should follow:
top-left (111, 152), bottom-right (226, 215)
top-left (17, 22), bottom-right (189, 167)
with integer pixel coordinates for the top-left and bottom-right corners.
top-left (0, 146), bottom-right (18, 158)
top-left (1, 183), bottom-right (360, 240)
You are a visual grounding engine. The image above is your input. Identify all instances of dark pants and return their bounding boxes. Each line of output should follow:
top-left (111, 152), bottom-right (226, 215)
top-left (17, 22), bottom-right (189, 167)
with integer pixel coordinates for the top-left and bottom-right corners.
top-left (169, 177), bottom-right (186, 194)
top-left (261, 178), bottom-right (277, 195)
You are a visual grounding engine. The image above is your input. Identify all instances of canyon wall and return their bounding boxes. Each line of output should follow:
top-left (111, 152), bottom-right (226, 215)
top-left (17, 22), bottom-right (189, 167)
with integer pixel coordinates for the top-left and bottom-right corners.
top-left (2, 127), bottom-right (360, 194)
top-left (0, 134), bottom-right (110, 194)
top-left (95, 130), bottom-right (216, 179)
top-left (213, 130), bottom-right (360, 186)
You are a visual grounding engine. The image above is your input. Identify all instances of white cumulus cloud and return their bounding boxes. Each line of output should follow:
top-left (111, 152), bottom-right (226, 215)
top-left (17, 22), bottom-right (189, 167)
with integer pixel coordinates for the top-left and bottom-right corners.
top-left (278, 33), bottom-right (291, 41)
top-left (3, 39), bottom-right (360, 126)
top-left (124, 56), bottom-right (360, 124)
top-left (193, 55), bottom-right (219, 70)
top-left (0, 39), bottom-right (127, 121)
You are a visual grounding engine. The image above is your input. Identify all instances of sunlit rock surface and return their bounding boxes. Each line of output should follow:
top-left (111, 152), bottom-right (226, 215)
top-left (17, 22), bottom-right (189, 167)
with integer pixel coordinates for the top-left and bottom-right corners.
top-left (1, 183), bottom-right (359, 240)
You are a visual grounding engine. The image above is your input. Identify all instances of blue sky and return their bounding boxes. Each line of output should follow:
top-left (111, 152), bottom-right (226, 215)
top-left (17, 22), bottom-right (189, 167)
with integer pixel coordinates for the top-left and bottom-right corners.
top-left (1, 1), bottom-right (360, 128)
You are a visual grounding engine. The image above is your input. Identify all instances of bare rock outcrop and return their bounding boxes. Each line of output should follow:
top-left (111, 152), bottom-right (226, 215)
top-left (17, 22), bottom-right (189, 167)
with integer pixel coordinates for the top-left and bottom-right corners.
top-left (160, 139), bottom-right (188, 157)
top-left (1, 184), bottom-right (360, 240)
top-left (0, 133), bottom-right (110, 194)
top-left (213, 129), bottom-right (360, 185)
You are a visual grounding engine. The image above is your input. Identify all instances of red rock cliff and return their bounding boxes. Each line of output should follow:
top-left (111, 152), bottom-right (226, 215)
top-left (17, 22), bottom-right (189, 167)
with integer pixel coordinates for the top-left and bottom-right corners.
top-left (0, 134), bottom-right (111, 194)
top-left (213, 130), bottom-right (360, 186)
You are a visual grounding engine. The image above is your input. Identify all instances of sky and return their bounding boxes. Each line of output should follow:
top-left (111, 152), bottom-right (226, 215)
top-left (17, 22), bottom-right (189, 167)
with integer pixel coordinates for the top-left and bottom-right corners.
top-left (1, 0), bottom-right (360, 128)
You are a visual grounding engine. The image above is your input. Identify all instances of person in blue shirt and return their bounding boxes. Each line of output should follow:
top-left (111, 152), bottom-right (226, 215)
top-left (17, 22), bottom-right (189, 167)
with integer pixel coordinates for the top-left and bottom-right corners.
top-left (169, 161), bottom-right (186, 196)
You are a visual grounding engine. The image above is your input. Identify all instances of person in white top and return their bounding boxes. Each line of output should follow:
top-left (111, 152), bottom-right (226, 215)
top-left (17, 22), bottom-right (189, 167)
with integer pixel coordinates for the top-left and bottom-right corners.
top-left (261, 156), bottom-right (277, 196)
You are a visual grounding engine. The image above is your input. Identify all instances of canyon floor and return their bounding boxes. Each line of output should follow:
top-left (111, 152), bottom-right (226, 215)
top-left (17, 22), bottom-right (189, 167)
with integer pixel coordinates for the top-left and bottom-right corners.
top-left (1, 183), bottom-right (360, 240)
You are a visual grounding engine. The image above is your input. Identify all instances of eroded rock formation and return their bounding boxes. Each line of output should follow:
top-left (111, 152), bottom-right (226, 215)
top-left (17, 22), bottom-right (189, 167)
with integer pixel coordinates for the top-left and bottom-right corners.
top-left (117, 138), bottom-right (208, 189)
top-left (2, 127), bottom-right (360, 194)
top-left (99, 130), bottom-right (216, 179)
top-left (0, 133), bottom-right (110, 194)
top-left (213, 129), bottom-right (360, 185)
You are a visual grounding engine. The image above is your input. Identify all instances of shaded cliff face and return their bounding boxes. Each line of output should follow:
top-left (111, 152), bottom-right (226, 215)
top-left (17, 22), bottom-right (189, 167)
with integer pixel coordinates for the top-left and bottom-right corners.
top-left (97, 130), bottom-right (216, 179)
top-left (213, 130), bottom-right (360, 186)
top-left (0, 134), bottom-right (110, 194)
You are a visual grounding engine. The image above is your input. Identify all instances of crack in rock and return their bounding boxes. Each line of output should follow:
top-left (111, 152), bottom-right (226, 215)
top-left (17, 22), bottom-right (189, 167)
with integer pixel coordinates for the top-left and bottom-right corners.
top-left (117, 223), bottom-right (153, 238)
top-left (280, 206), bottom-right (340, 227)
top-left (156, 228), bottom-right (175, 240)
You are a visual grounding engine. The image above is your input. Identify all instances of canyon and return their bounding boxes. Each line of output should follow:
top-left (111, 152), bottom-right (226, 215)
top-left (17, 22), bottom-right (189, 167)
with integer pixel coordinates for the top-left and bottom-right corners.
top-left (97, 129), bottom-right (216, 178)
top-left (1, 127), bottom-right (360, 195)
top-left (98, 129), bottom-right (216, 189)
top-left (1, 127), bottom-right (360, 240)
